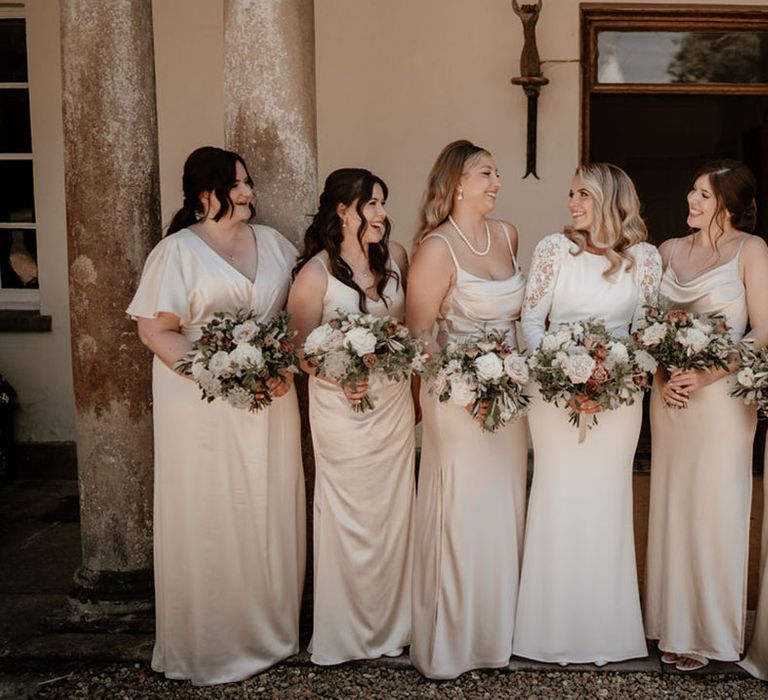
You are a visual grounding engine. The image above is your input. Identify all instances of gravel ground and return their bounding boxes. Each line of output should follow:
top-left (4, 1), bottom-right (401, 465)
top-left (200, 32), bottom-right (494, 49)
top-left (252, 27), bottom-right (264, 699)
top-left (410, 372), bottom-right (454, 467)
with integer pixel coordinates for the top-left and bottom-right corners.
top-left (1, 663), bottom-right (766, 700)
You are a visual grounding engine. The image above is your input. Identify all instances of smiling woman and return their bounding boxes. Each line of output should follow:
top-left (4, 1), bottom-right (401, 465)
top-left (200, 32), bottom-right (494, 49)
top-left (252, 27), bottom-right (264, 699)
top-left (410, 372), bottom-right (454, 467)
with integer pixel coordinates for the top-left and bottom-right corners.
top-left (126, 146), bottom-right (305, 686)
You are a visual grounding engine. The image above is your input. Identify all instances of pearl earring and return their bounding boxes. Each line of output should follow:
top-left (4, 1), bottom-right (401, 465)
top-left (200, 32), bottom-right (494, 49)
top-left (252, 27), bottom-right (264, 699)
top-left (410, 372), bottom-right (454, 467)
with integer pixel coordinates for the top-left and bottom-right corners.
top-left (457, 189), bottom-right (464, 201)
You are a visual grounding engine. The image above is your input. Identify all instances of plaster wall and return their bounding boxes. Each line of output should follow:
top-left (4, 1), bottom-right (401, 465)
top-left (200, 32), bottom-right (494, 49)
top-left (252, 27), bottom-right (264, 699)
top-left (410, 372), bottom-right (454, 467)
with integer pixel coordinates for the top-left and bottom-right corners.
top-left (314, 0), bottom-right (768, 270)
top-left (0, 0), bottom-right (74, 442)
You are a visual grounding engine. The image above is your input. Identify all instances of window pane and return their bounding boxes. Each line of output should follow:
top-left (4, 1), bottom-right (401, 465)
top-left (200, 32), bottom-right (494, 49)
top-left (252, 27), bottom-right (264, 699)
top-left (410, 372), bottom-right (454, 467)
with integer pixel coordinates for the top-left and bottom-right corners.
top-left (0, 18), bottom-right (28, 82)
top-left (0, 89), bottom-right (31, 152)
top-left (0, 161), bottom-right (35, 223)
top-left (0, 229), bottom-right (38, 289)
top-left (597, 31), bottom-right (768, 84)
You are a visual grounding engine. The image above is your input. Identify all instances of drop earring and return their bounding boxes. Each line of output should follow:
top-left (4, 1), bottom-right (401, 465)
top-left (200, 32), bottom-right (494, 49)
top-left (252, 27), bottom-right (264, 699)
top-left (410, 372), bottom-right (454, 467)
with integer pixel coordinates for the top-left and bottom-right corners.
top-left (457, 188), bottom-right (464, 201)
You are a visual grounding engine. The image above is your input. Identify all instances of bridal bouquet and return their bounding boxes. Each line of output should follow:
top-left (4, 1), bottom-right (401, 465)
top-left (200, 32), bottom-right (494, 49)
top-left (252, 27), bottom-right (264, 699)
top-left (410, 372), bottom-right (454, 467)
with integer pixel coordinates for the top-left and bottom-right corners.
top-left (529, 319), bottom-right (655, 441)
top-left (633, 305), bottom-right (733, 375)
top-left (176, 309), bottom-right (299, 411)
top-left (303, 311), bottom-right (426, 413)
top-left (730, 339), bottom-right (768, 417)
top-left (429, 328), bottom-right (530, 433)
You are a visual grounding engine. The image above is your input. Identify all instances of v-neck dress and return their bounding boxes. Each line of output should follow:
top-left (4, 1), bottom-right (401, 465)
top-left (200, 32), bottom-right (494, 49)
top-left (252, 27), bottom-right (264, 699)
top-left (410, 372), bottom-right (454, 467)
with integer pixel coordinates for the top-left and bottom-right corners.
top-left (410, 227), bottom-right (529, 679)
top-left (307, 255), bottom-right (416, 665)
top-left (645, 236), bottom-right (757, 661)
top-left (127, 225), bottom-right (306, 685)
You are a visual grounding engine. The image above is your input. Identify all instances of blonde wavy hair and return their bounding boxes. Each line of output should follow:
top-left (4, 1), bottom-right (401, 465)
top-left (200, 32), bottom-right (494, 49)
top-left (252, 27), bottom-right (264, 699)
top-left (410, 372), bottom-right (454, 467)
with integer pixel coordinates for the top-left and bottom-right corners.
top-left (565, 162), bottom-right (648, 279)
top-left (414, 140), bottom-right (491, 246)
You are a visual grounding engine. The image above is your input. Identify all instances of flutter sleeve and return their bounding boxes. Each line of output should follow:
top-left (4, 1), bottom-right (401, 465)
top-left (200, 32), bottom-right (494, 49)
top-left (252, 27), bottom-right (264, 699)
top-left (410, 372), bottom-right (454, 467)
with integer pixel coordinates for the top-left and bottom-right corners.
top-left (126, 235), bottom-right (190, 323)
top-left (521, 233), bottom-right (566, 352)
top-left (631, 242), bottom-right (662, 331)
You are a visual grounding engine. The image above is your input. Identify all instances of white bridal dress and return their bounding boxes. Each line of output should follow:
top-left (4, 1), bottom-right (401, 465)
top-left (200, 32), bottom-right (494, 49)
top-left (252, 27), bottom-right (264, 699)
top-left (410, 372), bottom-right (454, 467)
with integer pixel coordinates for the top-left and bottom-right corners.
top-left (645, 236), bottom-right (757, 661)
top-left (740, 437), bottom-right (768, 679)
top-left (513, 233), bottom-right (661, 665)
top-left (410, 225), bottom-right (529, 679)
top-left (308, 256), bottom-right (415, 665)
top-left (127, 225), bottom-right (306, 685)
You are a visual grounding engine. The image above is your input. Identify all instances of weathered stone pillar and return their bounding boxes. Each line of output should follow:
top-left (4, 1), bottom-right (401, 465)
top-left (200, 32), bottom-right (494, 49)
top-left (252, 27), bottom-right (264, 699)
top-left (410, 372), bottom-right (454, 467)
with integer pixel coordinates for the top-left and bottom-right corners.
top-left (223, 0), bottom-right (318, 243)
top-left (223, 0), bottom-right (318, 632)
top-left (60, 0), bottom-right (160, 621)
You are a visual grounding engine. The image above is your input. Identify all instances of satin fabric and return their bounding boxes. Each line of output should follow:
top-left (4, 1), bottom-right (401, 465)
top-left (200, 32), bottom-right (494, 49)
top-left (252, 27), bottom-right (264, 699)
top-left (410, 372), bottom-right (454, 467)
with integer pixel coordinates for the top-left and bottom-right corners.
top-left (127, 226), bottom-right (306, 685)
top-left (740, 437), bottom-right (768, 680)
top-left (410, 227), bottom-right (529, 679)
top-left (514, 234), bottom-right (660, 664)
top-left (308, 256), bottom-right (415, 665)
top-left (645, 237), bottom-right (757, 661)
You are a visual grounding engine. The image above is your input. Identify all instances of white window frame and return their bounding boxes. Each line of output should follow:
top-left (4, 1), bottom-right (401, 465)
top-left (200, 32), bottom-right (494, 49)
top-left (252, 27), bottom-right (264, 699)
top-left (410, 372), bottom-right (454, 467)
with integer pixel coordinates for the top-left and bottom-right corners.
top-left (0, 3), bottom-right (39, 310)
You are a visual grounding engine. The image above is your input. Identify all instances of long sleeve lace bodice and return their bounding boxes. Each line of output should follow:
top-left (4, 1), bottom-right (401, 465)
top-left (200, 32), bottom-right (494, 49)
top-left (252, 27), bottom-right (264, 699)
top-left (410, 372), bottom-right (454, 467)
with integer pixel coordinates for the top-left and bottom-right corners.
top-left (520, 233), bottom-right (662, 352)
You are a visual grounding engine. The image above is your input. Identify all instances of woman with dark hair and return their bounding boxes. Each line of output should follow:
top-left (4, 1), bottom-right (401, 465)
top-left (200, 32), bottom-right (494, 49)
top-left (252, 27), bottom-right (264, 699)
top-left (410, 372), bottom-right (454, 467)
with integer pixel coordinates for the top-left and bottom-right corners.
top-left (287, 168), bottom-right (415, 665)
top-left (406, 140), bottom-right (528, 678)
top-left (513, 163), bottom-right (660, 666)
top-left (127, 146), bottom-right (305, 685)
top-left (645, 160), bottom-right (768, 672)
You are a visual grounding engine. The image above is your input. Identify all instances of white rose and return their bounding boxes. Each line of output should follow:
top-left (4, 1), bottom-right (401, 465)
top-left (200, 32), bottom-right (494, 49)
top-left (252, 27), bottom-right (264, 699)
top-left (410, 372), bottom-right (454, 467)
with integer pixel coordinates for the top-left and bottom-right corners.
top-left (229, 343), bottom-right (264, 370)
top-left (605, 342), bottom-right (629, 369)
top-left (553, 351), bottom-right (568, 368)
top-left (450, 375), bottom-right (477, 406)
top-left (541, 333), bottom-right (560, 352)
top-left (555, 328), bottom-right (573, 348)
top-left (676, 327), bottom-right (710, 353)
top-left (640, 322), bottom-right (667, 347)
top-left (304, 325), bottom-right (335, 355)
top-left (322, 350), bottom-right (351, 379)
top-left (474, 353), bottom-right (504, 381)
top-left (232, 320), bottom-right (258, 345)
top-left (737, 368), bottom-right (755, 388)
top-left (209, 350), bottom-right (234, 377)
top-left (691, 318), bottom-right (711, 334)
top-left (344, 327), bottom-right (377, 356)
top-left (634, 349), bottom-right (658, 374)
top-left (503, 354), bottom-right (530, 384)
top-left (563, 354), bottom-right (596, 384)
top-left (190, 352), bottom-right (207, 379)
top-left (225, 386), bottom-right (253, 409)
top-left (446, 359), bottom-right (463, 375)
top-left (199, 372), bottom-right (223, 397)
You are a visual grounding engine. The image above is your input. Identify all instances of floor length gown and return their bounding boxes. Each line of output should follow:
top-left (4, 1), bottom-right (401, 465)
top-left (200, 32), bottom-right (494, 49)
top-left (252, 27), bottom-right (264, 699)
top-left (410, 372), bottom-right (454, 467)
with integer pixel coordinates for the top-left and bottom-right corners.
top-left (513, 233), bottom-right (661, 665)
top-left (308, 256), bottom-right (415, 665)
top-left (740, 436), bottom-right (768, 679)
top-left (410, 226), bottom-right (529, 679)
top-left (645, 237), bottom-right (757, 661)
top-left (127, 226), bottom-right (306, 685)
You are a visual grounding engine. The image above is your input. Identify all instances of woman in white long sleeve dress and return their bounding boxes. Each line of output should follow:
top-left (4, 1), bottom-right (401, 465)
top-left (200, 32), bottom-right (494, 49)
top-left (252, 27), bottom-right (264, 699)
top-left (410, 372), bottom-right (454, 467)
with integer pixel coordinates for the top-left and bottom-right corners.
top-left (407, 140), bottom-right (529, 679)
top-left (644, 160), bottom-right (768, 672)
top-left (287, 168), bottom-right (416, 665)
top-left (513, 163), bottom-right (661, 666)
top-left (127, 147), bottom-right (305, 685)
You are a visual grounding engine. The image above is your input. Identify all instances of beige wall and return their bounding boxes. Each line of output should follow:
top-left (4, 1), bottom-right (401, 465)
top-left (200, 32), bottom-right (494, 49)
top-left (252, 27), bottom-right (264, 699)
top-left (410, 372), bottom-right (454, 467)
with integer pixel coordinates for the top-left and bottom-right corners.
top-left (153, 0), bottom-right (225, 230)
top-left (315, 0), bottom-right (768, 269)
top-left (0, 0), bottom-right (74, 442)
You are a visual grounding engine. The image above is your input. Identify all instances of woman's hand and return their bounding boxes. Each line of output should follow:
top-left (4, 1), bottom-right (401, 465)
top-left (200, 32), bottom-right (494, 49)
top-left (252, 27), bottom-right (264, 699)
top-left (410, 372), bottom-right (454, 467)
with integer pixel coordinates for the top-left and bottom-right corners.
top-left (266, 371), bottom-right (294, 399)
top-left (667, 368), bottom-right (719, 401)
top-left (658, 375), bottom-right (688, 408)
top-left (569, 394), bottom-right (602, 415)
top-left (342, 379), bottom-right (369, 407)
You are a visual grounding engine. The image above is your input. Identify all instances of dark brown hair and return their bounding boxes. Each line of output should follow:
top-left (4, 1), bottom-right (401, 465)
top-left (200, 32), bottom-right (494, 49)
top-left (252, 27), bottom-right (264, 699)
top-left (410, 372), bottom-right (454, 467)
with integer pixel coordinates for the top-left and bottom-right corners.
top-left (167, 146), bottom-right (255, 235)
top-left (294, 168), bottom-right (398, 313)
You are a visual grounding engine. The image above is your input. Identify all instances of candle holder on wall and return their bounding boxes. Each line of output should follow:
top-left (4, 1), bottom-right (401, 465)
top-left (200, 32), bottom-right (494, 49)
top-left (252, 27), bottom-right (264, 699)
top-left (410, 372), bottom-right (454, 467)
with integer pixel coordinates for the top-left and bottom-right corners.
top-left (510, 0), bottom-right (548, 179)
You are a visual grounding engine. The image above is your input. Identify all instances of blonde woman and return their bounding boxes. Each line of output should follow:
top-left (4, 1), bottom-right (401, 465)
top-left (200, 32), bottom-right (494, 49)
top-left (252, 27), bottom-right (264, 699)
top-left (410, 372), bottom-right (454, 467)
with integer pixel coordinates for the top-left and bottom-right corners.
top-left (645, 161), bottom-right (768, 672)
top-left (513, 163), bottom-right (661, 666)
top-left (406, 140), bottom-right (528, 679)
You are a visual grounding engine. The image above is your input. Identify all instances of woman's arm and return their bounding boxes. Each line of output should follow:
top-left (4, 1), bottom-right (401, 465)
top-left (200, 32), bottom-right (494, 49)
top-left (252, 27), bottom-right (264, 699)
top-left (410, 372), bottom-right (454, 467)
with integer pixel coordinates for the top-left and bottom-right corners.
top-left (136, 312), bottom-right (193, 373)
top-left (520, 234), bottom-right (562, 352)
top-left (405, 237), bottom-right (454, 356)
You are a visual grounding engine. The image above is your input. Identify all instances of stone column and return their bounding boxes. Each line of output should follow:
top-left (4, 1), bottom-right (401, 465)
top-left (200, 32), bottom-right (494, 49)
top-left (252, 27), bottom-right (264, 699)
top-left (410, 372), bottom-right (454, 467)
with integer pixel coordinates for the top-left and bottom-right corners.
top-left (223, 0), bottom-right (318, 630)
top-left (223, 0), bottom-right (318, 243)
top-left (60, 0), bottom-right (160, 621)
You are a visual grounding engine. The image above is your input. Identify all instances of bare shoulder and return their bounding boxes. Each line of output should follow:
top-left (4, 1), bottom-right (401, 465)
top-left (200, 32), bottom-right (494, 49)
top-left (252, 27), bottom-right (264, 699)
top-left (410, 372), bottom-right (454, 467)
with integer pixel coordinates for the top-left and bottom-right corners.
top-left (412, 230), bottom-right (454, 265)
top-left (388, 240), bottom-right (408, 268)
top-left (742, 233), bottom-right (768, 256)
top-left (292, 253), bottom-right (328, 293)
top-left (658, 236), bottom-right (684, 266)
top-left (494, 218), bottom-right (519, 245)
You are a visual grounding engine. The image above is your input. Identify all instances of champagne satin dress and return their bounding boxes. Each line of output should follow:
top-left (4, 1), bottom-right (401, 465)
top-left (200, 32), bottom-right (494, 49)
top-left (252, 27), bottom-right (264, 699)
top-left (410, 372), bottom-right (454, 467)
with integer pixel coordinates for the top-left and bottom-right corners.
top-left (308, 256), bottom-right (416, 665)
top-left (740, 437), bottom-right (768, 679)
top-left (513, 233), bottom-right (661, 665)
top-left (127, 226), bottom-right (306, 685)
top-left (410, 225), bottom-right (529, 679)
top-left (645, 236), bottom-right (757, 661)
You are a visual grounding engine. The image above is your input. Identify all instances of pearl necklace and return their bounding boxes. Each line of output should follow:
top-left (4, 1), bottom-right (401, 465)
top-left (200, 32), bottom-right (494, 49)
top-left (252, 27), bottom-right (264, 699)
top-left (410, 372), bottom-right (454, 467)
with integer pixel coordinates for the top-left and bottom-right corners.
top-left (448, 215), bottom-right (491, 256)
